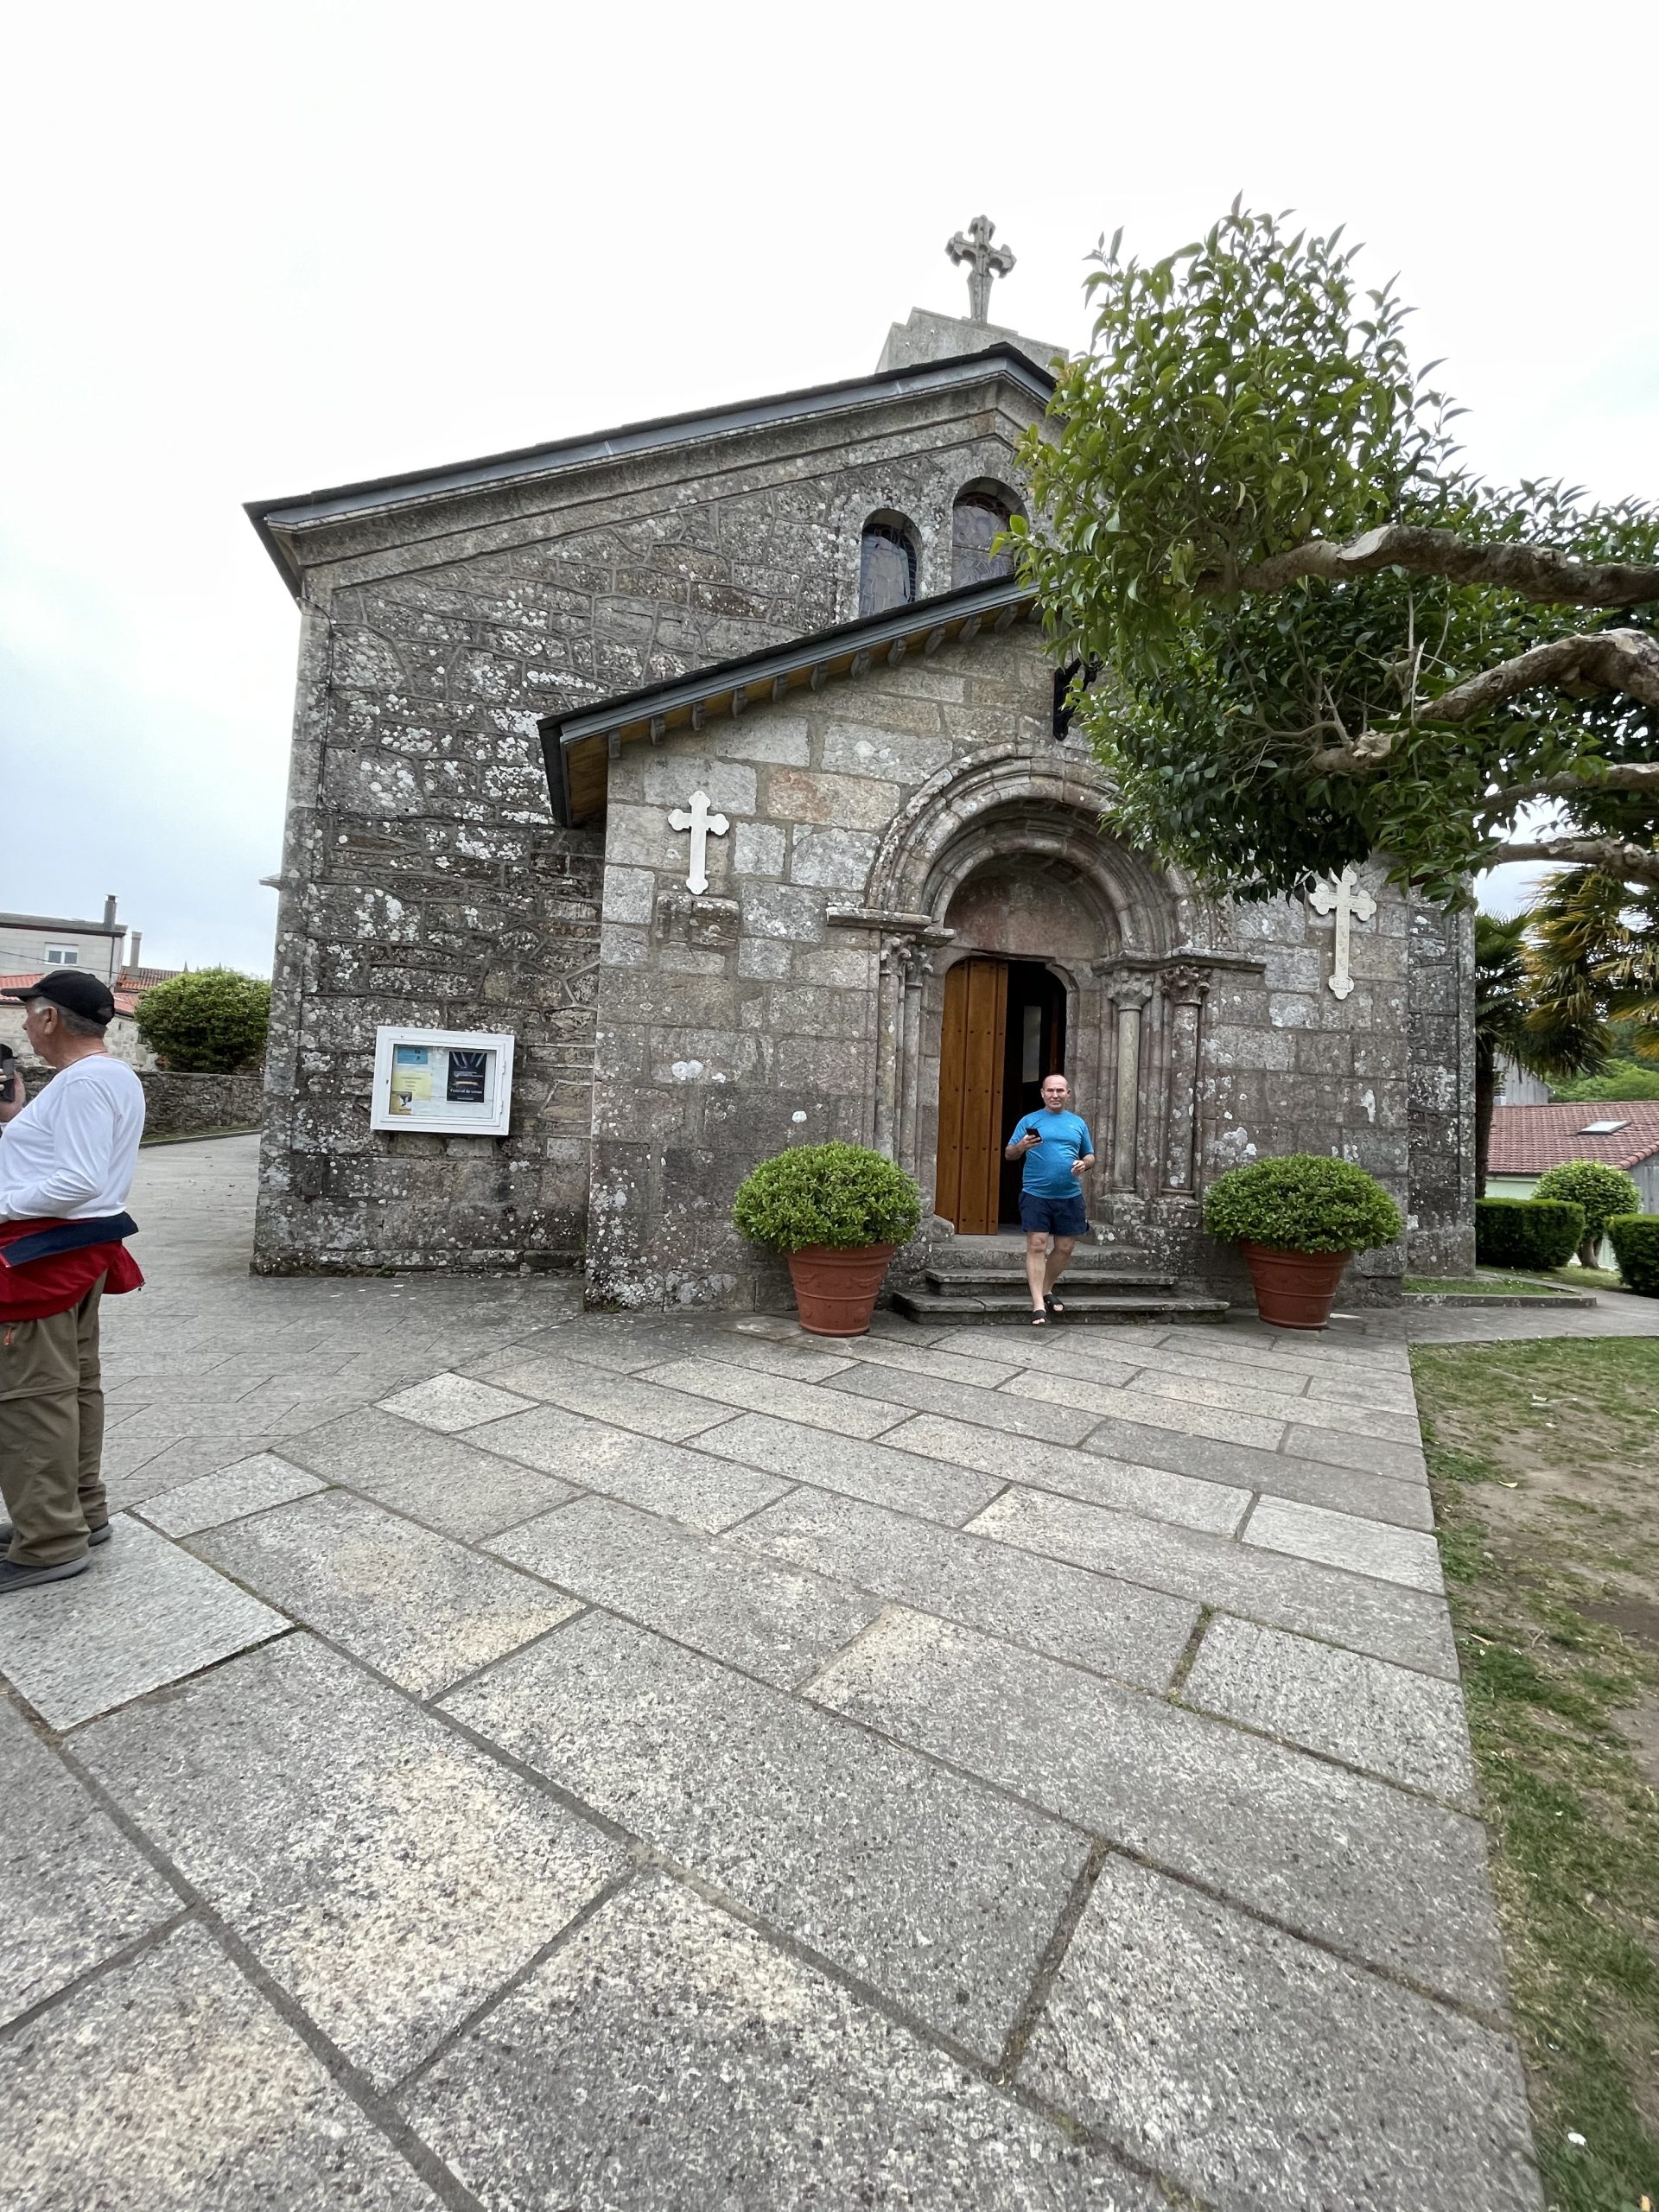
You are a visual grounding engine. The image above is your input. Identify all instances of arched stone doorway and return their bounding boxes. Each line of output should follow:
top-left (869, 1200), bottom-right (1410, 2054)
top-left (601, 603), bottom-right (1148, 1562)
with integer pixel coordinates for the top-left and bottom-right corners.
top-left (852, 750), bottom-right (1210, 1231)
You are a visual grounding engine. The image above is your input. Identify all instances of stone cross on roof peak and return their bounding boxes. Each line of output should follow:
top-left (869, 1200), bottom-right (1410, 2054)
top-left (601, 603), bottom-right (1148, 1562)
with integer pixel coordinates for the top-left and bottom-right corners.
top-left (947, 215), bottom-right (1014, 324)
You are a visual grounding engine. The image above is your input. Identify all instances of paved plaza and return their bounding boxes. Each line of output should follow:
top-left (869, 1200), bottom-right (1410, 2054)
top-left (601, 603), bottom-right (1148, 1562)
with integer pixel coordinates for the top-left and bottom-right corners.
top-left (5, 1137), bottom-right (1629, 2209)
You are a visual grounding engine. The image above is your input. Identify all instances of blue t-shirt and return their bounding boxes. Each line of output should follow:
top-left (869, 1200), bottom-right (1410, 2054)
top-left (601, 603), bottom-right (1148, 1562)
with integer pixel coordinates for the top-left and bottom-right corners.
top-left (1009, 1109), bottom-right (1095, 1197)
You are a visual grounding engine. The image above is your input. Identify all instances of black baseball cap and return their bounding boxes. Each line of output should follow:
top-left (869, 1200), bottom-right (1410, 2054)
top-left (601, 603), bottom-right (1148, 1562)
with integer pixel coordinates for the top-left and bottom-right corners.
top-left (1, 970), bottom-right (116, 1025)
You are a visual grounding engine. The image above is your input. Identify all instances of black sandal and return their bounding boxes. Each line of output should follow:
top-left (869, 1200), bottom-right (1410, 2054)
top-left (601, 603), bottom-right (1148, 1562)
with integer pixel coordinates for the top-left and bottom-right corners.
top-left (1030, 1309), bottom-right (1049, 1326)
top-left (1045, 1295), bottom-right (1065, 1315)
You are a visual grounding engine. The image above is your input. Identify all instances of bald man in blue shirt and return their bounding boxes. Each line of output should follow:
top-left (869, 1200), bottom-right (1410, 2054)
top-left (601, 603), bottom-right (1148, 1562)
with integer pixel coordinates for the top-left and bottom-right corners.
top-left (1005, 1072), bottom-right (1096, 1325)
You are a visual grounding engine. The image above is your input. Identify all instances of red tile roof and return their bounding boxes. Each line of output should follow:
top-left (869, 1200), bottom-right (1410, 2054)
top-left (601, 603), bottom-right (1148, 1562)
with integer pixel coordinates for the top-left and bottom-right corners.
top-left (1490, 1101), bottom-right (1659, 1173)
top-left (0, 967), bottom-right (178, 1018)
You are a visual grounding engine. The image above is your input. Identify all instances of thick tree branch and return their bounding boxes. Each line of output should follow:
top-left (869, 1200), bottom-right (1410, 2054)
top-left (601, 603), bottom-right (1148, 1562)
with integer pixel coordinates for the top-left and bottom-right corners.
top-left (1492, 761), bottom-right (1659, 805)
top-left (1203, 525), bottom-right (1659, 607)
top-left (1424, 629), bottom-right (1659, 721)
top-left (1303, 628), bottom-right (1659, 773)
top-left (1490, 837), bottom-right (1659, 888)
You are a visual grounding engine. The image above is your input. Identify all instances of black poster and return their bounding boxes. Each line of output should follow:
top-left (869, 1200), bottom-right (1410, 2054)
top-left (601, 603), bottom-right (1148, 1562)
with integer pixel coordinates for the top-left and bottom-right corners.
top-left (446, 1049), bottom-right (488, 1104)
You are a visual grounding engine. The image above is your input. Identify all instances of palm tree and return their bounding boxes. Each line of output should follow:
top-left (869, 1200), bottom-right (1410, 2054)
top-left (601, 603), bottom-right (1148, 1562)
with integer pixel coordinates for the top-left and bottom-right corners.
top-left (1472, 913), bottom-right (1600, 1198)
top-left (1529, 869), bottom-right (1659, 1063)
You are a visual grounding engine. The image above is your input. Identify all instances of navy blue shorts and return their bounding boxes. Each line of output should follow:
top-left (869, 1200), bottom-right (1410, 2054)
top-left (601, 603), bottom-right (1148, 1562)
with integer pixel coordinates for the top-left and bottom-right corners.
top-left (1019, 1191), bottom-right (1089, 1238)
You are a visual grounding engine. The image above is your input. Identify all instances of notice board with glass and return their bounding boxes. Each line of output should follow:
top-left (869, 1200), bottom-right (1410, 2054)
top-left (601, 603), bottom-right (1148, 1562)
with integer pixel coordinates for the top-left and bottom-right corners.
top-left (370, 1027), bottom-right (515, 1137)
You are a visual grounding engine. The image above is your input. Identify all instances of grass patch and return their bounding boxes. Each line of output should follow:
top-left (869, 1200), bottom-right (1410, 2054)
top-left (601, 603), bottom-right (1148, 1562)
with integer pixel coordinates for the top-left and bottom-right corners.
top-left (1412, 1338), bottom-right (1659, 2211)
top-left (1404, 1274), bottom-right (1580, 1297)
top-left (140, 1125), bottom-right (261, 1147)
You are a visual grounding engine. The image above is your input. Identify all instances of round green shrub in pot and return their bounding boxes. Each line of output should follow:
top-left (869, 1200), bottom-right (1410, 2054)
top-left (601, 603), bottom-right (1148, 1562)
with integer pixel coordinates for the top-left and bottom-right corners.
top-left (1203, 1154), bottom-right (1402, 1330)
top-left (733, 1142), bottom-right (922, 1337)
top-left (1531, 1160), bottom-right (1641, 1268)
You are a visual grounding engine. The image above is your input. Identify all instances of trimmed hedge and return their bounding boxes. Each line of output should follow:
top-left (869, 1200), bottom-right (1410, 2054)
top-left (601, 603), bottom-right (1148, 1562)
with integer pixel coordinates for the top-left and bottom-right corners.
top-left (1606, 1213), bottom-right (1659, 1297)
top-left (1202, 1154), bottom-right (1402, 1255)
top-left (1474, 1197), bottom-right (1585, 1270)
top-left (733, 1142), bottom-right (922, 1254)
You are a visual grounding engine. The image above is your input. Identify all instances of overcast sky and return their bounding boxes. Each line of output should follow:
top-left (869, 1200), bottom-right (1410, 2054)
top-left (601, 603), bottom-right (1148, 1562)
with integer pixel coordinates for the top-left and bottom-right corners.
top-left (3, 0), bottom-right (1654, 971)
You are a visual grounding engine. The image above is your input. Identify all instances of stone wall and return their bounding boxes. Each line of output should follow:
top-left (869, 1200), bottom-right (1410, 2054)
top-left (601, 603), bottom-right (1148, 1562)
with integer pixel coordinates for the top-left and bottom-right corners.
top-left (587, 625), bottom-right (1432, 1311)
top-left (253, 367), bottom-right (1046, 1274)
top-left (18, 1065), bottom-right (263, 1136)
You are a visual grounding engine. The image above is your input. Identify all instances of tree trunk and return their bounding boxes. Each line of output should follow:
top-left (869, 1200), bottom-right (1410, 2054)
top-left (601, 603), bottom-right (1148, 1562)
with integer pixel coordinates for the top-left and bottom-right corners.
top-left (1578, 1233), bottom-right (1600, 1269)
top-left (1474, 1039), bottom-right (1497, 1200)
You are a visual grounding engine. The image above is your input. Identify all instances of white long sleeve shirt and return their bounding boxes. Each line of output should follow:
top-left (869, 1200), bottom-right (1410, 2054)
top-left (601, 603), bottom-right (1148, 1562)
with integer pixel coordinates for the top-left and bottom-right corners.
top-left (0, 1056), bottom-right (146, 1221)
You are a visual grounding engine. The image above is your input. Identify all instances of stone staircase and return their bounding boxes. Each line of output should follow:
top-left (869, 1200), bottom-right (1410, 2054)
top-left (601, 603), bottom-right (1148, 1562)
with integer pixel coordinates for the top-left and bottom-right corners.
top-left (892, 1233), bottom-right (1230, 1327)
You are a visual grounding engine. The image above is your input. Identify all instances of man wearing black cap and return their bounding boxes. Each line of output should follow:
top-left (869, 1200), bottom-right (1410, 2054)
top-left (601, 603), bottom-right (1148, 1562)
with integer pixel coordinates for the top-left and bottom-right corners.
top-left (0, 972), bottom-right (146, 1591)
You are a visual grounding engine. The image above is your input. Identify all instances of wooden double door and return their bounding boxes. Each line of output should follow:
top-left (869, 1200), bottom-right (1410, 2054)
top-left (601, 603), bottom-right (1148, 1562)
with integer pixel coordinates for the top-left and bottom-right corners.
top-left (934, 957), bottom-right (1067, 1234)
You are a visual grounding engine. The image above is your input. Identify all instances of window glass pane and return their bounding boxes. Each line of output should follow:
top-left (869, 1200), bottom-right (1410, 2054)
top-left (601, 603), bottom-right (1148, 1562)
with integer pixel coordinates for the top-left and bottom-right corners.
top-left (859, 522), bottom-right (916, 616)
top-left (952, 495), bottom-right (1014, 588)
top-left (46, 946), bottom-right (78, 965)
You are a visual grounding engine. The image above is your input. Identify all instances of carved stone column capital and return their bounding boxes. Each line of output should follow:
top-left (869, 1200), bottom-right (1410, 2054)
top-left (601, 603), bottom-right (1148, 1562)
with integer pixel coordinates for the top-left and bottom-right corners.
top-left (1103, 974), bottom-right (1154, 1012)
top-left (1159, 962), bottom-right (1212, 1007)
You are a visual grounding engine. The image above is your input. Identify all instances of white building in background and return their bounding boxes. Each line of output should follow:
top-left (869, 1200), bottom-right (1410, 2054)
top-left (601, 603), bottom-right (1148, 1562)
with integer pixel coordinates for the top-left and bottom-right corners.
top-left (0, 897), bottom-right (180, 1070)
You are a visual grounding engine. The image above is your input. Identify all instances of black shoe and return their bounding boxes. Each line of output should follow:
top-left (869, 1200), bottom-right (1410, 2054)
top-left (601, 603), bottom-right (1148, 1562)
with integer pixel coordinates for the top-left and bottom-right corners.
top-left (0, 1519), bottom-right (111, 1551)
top-left (0, 1554), bottom-right (92, 1594)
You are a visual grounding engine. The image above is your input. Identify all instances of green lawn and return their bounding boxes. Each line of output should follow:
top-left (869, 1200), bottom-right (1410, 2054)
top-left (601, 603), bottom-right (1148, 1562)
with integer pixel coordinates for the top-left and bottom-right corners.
top-left (1404, 1274), bottom-right (1582, 1297)
top-left (1412, 1338), bottom-right (1659, 2212)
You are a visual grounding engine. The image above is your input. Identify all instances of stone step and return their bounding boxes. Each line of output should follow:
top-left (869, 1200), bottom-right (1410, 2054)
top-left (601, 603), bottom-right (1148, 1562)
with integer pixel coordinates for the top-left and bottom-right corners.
top-left (925, 1268), bottom-right (1179, 1294)
top-left (893, 1287), bottom-right (1230, 1326)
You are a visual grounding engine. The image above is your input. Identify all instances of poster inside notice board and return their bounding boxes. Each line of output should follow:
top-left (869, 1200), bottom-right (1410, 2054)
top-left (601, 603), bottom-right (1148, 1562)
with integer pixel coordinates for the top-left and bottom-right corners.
top-left (371, 1028), bottom-right (514, 1136)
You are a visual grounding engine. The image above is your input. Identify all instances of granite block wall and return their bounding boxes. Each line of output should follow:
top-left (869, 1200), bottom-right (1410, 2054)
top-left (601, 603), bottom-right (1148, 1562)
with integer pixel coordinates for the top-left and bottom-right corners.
top-left (252, 370), bottom-right (1045, 1273)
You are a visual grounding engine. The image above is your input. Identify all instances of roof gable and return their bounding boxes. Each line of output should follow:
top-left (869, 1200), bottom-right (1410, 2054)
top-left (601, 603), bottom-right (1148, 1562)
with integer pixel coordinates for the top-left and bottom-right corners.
top-left (247, 346), bottom-right (1053, 599)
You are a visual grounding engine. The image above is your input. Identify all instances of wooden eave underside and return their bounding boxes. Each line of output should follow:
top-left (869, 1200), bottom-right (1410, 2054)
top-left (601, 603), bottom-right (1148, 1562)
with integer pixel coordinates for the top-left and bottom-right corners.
top-left (547, 580), bottom-right (1040, 827)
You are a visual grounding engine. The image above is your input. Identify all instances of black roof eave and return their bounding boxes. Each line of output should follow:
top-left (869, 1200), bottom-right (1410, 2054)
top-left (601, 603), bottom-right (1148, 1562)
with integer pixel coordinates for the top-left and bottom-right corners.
top-left (245, 343), bottom-right (1056, 600)
top-left (539, 573), bottom-right (1040, 826)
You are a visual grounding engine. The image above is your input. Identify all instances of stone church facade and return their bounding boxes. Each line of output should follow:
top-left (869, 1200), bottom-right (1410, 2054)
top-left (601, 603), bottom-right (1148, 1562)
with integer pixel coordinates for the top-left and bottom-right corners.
top-left (249, 288), bottom-right (1474, 1307)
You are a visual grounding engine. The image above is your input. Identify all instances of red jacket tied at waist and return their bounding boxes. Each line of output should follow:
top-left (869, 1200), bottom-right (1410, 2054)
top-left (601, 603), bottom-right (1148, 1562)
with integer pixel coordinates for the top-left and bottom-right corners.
top-left (0, 1219), bottom-right (144, 1322)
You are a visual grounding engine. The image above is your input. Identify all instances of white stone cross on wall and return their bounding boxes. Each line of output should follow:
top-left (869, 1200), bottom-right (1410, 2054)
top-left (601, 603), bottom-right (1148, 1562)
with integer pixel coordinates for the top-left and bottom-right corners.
top-left (946, 215), bottom-right (1015, 324)
top-left (1308, 864), bottom-right (1376, 1001)
top-left (668, 790), bottom-right (728, 897)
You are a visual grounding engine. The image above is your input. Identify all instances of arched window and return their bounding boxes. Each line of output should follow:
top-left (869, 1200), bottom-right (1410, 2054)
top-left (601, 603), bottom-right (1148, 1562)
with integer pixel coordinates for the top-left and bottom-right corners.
top-left (858, 513), bottom-right (918, 617)
top-left (951, 485), bottom-right (1020, 588)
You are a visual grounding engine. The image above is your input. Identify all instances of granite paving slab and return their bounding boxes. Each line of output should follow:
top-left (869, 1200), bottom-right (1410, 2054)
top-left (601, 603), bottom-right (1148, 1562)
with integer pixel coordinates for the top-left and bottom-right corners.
top-left (635, 1355), bottom-right (913, 1439)
top-left (0, 1695), bottom-right (177, 2027)
top-left (0, 1924), bottom-right (442, 2210)
top-left (465, 1354), bottom-right (738, 1442)
top-left (75, 1636), bottom-right (622, 2088)
top-left (376, 1371), bottom-right (539, 1432)
top-left (468, 1319), bottom-right (697, 1377)
top-left (882, 1414), bottom-right (1249, 1536)
top-left (442, 1611), bottom-right (1087, 2061)
top-left (1001, 1369), bottom-right (1289, 1452)
top-left (192, 1490), bottom-right (580, 1699)
top-left (402, 1872), bottom-right (1158, 2211)
top-left (488, 1494), bottom-right (879, 1685)
top-left (824, 1361), bottom-right (1103, 1446)
top-left (1183, 1616), bottom-right (1478, 1807)
top-left (1120, 1364), bottom-right (1423, 1445)
top-left (741, 1490), bottom-right (1198, 1693)
top-left (1078, 1414), bottom-right (1433, 1530)
top-left (135, 1451), bottom-right (327, 1538)
top-left (813, 1334), bottom-right (1027, 1391)
top-left (1280, 1420), bottom-right (1427, 1479)
top-left (664, 1328), bottom-right (861, 1384)
top-left (277, 1406), bottom-right (577, 1540)
top-left (694, 1409), bottom-right (1003, 1525)
top-left (1244, 1493), bottom-right (1444, 1592)
top-left (967, 1487), bottom-right (1458, 1677)
top-left (1020, 1855), bottom-right (1541, 2212)
top-left (0, 1515), bottom-right (289, 1731)
top-left (810, 1609), bottom-right (1503, 2009)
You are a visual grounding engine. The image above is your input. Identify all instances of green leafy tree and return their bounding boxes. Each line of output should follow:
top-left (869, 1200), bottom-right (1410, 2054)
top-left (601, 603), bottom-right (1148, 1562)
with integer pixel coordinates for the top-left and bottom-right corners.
top-left (1531, 1159), bottom-right (1642, 1267)
top-left (1012, 205), bottom-right (1659, 912)
top-left (1473, 912), bottom-right (1600, 1195)
top-left (1551, 1060), bottom-right (1659, 1102)
top-left (134, 969), bottom-right (271, 1074)
top-left (1526, 871), bottom-right (1659, 1074)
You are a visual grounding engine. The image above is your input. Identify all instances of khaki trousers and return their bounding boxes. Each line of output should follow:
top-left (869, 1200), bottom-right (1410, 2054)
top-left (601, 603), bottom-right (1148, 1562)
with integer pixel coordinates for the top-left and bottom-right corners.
top-left (0, 1279), bottom-right (108, 1567)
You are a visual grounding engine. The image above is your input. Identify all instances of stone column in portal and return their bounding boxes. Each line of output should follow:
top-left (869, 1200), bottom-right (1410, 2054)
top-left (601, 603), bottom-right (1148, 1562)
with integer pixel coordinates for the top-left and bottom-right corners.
top-left (1103, 973), bottom-right (1154, 1192)
top-left (1159, 963), bottom-right (1211, 1192)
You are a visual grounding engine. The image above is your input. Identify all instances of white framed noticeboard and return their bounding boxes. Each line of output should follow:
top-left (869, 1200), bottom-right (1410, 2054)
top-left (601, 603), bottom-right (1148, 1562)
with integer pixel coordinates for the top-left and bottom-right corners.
top-left (370, 1027), bottom-right (515, 1137)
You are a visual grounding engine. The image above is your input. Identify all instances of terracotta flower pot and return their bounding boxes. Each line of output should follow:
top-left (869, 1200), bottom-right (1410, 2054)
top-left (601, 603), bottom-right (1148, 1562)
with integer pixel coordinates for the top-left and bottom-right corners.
top-left (785, 1243), bottom-right (895, 1337)
top-left (1239, 1243), bottom-right (1352, 1331)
